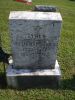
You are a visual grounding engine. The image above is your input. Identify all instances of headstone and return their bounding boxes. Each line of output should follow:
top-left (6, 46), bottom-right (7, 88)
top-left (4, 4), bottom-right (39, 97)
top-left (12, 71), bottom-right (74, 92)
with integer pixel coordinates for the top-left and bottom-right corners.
top-left (6, 11), bottom-right (62, 89)
top-left (9, 11), bottom-right (62, 69)
top-left (34, 5), bottom-right (57, 12)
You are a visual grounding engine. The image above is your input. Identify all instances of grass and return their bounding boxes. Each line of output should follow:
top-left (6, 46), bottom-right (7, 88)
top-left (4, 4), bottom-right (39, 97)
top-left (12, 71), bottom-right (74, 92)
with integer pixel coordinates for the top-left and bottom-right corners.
top-left (0, 0), bottom-right (75, 99)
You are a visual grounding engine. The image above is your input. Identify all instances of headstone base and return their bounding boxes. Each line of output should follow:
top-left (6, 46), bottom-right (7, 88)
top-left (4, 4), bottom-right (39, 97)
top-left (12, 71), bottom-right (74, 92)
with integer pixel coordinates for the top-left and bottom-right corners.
top-left (6, 60), bottom-right (61, 89)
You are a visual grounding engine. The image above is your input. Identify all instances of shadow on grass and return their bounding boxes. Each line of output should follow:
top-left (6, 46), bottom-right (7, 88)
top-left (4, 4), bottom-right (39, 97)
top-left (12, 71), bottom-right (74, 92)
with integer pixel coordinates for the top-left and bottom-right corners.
top-left (61, 75), bottom-right (75, 91)
top-left (0, 72), bottom-right (75, 91)
top-left (70, 0), bottom-right (75, 1)
top-left (0, 72), bottom-right (7, 89)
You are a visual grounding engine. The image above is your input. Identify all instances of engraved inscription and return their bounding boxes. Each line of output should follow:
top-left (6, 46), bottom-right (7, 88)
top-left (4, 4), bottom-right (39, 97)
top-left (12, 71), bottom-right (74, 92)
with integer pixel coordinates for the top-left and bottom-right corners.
top-left (13, 33), bottom-right (57, 60)
top-left (9, 12), bottom-right (62, 68)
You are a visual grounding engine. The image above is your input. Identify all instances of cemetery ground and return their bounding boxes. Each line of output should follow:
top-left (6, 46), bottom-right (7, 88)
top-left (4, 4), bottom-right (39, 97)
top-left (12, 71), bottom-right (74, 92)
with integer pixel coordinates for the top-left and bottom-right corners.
top-left (0, 0), bottom-right (75, 100)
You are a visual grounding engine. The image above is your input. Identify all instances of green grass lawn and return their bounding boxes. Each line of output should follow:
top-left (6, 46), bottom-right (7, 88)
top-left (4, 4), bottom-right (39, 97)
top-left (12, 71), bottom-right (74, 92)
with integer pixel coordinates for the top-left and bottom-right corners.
top-left (0, 0), bottom-right (75, 99)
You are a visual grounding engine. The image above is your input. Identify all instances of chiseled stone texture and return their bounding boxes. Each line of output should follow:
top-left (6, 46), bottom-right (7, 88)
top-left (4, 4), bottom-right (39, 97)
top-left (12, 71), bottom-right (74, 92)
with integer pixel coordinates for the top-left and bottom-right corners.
top-left (6, 60), bottom-right (61, 89)
top-left (9, 11), bottom-right (62, 69)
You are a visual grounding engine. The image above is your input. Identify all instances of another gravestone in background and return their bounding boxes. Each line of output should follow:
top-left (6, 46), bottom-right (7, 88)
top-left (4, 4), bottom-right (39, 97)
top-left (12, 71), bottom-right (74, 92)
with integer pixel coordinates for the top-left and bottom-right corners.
top-left (9, 11), bottom-right (62, 69)
top-left (34, 5), bottom-right (57, 12)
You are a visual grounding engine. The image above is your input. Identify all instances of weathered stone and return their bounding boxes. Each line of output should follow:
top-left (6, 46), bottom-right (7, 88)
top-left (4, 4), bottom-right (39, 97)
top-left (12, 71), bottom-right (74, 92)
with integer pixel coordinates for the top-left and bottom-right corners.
top-left (6, 60), bottom-right (61, 89)
top-left (9, 11), bottom-right (62, 69)
top-left (34, 5), bottom-right (57, 12)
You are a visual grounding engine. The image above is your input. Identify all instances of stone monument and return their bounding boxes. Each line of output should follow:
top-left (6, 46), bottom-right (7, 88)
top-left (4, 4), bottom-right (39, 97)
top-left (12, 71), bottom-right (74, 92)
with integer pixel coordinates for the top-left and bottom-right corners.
top-left (6, 11), bottom-right (62, 88)
top-left (34, 5), bottom-right (57, 12)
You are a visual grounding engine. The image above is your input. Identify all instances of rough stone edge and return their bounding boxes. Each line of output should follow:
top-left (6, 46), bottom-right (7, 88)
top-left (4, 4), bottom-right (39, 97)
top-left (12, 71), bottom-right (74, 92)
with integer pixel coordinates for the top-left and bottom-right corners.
top-left (6, 60), bottom-right (61, 89)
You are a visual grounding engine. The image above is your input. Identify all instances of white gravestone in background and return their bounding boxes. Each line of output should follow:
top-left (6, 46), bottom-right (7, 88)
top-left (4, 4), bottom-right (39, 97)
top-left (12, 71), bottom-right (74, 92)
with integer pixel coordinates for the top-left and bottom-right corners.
top-left (9, 11), bottom-right (62, 69)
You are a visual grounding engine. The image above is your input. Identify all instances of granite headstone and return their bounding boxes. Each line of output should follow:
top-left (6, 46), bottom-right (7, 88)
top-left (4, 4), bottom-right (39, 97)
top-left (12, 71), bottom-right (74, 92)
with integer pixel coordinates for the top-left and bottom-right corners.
top-left (34, 5), bottom-right (57, 12)
top-left (6, 11), bottom-right (62, 89)
top-left (9, 11), bottom-right (62, 69)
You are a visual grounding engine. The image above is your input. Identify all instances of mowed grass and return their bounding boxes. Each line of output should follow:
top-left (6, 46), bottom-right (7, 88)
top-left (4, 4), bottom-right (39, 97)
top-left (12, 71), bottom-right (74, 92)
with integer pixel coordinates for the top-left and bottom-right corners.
top-left (0, 0), bottom-right (75, 99)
